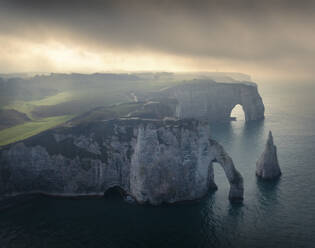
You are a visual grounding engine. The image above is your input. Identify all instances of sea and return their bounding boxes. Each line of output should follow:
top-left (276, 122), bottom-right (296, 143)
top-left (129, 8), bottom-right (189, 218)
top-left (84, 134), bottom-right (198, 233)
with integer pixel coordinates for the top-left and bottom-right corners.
top-left (0, 81), bottom-right (315, 248)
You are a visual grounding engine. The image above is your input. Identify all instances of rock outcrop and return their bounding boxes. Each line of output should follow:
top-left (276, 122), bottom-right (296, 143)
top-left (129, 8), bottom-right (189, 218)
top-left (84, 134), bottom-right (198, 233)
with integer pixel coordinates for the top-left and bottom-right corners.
top-left (0, 118), bottom-right (243, 204)
top-left (146, 80), bottom-right (265, 122)
top-left (256, 131), bottom-right (281, 179)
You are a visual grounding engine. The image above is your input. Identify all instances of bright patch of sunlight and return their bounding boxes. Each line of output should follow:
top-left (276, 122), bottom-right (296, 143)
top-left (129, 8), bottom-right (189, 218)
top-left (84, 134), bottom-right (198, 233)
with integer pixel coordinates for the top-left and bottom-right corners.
top-left (0, 115), bottom-right (74, 146)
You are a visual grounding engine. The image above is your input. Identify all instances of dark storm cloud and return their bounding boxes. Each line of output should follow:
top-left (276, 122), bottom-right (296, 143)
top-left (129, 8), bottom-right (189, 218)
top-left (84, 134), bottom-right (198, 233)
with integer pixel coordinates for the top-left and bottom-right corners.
top-left (1, 0), bottom-right (315, 79)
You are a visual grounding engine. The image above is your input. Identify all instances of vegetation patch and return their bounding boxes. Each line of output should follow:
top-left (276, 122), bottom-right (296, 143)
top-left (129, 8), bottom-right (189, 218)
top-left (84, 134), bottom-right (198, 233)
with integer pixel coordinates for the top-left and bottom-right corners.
top-left (0, 115), bottom-right (74, 147)
top-left (3, 92), bottom-right (73, 119)
top-left (0, 109), bottom-right (31, 130)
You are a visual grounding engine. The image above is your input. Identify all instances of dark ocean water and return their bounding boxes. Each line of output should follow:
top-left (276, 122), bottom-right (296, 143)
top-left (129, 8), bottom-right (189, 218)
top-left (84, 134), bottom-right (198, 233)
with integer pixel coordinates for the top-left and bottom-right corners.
top-left (1, 82), bottom-right (315, 248)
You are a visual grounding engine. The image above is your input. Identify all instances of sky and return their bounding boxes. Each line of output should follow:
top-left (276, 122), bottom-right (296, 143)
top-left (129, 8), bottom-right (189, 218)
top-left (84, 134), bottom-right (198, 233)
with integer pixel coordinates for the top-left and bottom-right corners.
top-left (0, 0), bottom-right (315, 82)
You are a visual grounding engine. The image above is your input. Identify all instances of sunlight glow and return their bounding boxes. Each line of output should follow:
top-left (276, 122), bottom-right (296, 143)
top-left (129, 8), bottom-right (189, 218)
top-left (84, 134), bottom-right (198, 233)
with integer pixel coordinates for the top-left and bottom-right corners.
top-left (0, 37), bottom-right (197, 73)
top-left (230, 104), bottom-right (245, 121)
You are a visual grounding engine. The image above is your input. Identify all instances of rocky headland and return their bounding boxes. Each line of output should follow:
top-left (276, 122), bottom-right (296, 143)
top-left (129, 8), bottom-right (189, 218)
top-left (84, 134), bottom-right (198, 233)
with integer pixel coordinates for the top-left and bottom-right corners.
top-left (0, 118), bottom-right (244, 204)
top-left (141, 80), bottom-right (265, 122)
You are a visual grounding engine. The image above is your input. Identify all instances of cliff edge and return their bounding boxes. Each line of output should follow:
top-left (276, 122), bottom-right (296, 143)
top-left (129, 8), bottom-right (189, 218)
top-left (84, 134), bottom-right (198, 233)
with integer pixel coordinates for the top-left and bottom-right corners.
top-left (0, 118), bottom-right (243, 204)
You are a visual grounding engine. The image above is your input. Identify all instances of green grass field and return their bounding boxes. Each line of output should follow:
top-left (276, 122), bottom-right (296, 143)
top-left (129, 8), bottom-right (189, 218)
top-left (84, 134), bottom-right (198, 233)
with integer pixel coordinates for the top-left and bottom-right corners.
top-left (0, 115), bottom-right (73, 147)
top-left (3, 92), bottom-right (73, 119)
top-left (0, 88), bottom-right (132, 146)
top-left (0, 79), bottom-right (182, 146)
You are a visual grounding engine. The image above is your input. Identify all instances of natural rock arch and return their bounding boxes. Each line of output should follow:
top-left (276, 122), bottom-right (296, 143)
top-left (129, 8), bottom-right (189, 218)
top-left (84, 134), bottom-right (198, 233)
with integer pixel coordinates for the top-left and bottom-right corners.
top-left (129, 125), bottom-right (244, 204)
top-left (208, 140), bottom-right (244, 202)
top-left (153, 80), bottom-right (265, 122)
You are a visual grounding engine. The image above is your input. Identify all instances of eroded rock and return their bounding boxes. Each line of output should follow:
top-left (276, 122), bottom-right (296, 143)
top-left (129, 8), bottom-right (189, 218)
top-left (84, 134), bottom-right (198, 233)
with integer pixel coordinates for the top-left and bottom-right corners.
top-left (144, 80), bottom-right (265, 122)
top-left (256, 131), bottom-right (281, 179)
top-left (0, 119), bottom-right (243, 204)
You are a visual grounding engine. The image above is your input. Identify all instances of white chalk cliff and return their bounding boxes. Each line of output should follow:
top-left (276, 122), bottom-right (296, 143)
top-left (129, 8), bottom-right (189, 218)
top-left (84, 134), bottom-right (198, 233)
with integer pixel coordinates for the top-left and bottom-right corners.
top-left (0, 119), bottom-right (243, 204)
top-left (148, 80), bottom-right (265, 122)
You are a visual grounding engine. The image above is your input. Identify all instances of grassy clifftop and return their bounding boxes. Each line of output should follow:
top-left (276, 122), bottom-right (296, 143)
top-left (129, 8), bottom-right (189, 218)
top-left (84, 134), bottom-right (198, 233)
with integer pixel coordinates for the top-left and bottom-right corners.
top-left (0, 115), bottom-right (74, 147)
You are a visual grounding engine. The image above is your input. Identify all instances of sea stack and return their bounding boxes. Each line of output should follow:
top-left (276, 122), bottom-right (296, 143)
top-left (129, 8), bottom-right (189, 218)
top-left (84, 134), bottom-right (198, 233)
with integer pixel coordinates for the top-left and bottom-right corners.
top-left (256, 131), bottom-right (281, 179)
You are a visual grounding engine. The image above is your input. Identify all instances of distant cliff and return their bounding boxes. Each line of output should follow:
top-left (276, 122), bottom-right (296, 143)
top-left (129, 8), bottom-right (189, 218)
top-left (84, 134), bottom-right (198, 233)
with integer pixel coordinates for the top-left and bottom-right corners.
top-left (145, 80), bottom-right (265, 122)
top-left (0, 118), bottom-right (243, 204)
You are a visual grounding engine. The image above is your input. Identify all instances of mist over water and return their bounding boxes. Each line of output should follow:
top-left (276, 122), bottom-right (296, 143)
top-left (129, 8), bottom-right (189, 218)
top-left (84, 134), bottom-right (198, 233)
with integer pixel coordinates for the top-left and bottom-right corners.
top-left (1, 82), bottom-right (315, 248)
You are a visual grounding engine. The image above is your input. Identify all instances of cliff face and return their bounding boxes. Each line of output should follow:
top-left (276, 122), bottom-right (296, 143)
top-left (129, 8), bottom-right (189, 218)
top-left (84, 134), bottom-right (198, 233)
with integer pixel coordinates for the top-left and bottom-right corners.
top-left (153, 80), bottom-right (265, 122)
top-left (0, 119), bottom-right (243, 204)
top-left (256, 131), bottom-right (281, 179)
